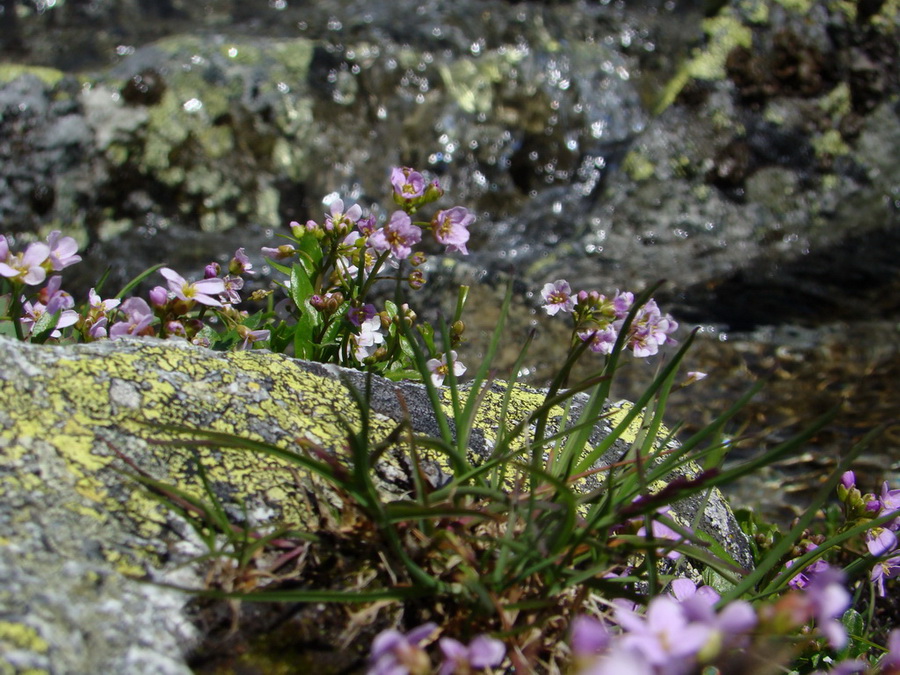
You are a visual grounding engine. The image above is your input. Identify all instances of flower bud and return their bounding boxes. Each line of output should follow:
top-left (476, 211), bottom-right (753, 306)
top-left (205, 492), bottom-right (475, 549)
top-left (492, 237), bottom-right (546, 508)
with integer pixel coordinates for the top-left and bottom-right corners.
top-left (204, 262), bottom-right (220, 279)
top-left (324, 292), bottom-right (344, 315)
top-left (149, 285), bottom-right (169, 308)
top-left (409, 251), bottom-right (427, 266)
top-left (408, 269), bottom-right (426, 289)
top-left (166, 320), bottom-right (186, 337)
top-left (423, 178), bottom-right (443, 204)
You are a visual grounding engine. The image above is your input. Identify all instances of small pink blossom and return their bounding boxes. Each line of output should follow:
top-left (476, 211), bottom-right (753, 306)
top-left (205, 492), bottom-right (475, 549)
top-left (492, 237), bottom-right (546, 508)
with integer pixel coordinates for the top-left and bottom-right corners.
top-left (20, 297), bottom-right (79, 338)
top-left (579, 326), bottom-right (618, 355)
top-left (431, 206), bottom-right (474, 254)
top-left (438, 635), bottom-right (505, 675)
top-left (324, 197), bottom-right (363, 233)
top-left (391, 166), bottom-right (427, 200)
top-left (229, 247), bottom-right (253, 276)
top-left (88, 287), bottom-right (121, 313)
top-left (149, 285), bottom-right (169, 308)
top-left (109, 297), bottom-right (155, 338)
top-left (219, 275), bottom-right (244, 305)
top-left (237, 325), bottom-right (270, 350)
top-left (160, 267), bottom-right (225, 307)
top-left (867, 529), bottom-right (900, 597)
top-left (627, 300), bottom-right (678, 358)
top-left (261, 244), bottom-right (297, 260)
top-left (46, 231), bottom-right (82, 271)
top-left (368, 623), bottom-right (437, 675)
top-left (541, 279), bottom-right (576, 316)
top-left (0, 241), bottom-right (50, 286)
top-left (368, 211), bottom-right (422, 260)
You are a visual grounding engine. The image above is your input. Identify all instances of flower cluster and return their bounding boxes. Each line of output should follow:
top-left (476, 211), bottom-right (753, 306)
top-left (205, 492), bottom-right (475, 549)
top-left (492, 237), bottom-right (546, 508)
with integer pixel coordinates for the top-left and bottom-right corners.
top-left (838, 472), bottom-right (900, 596)
top-left (262, 167), bottom-right (473, 375)
top-left (0, 168), bottom-right (473, 375)
top-left (540, 279), bottom-right (677, 358)
top-left (0, 232), bottom-right (263, 348)
top-left (366, 623), bottom-right (505, 675)
top-left (570, 578), bottom-right (756, 674)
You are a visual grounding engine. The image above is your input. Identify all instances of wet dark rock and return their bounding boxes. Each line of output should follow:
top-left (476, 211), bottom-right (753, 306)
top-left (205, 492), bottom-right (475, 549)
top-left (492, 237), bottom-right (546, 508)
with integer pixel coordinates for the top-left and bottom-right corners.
top-left (120, 67), bottom-right (167, 106)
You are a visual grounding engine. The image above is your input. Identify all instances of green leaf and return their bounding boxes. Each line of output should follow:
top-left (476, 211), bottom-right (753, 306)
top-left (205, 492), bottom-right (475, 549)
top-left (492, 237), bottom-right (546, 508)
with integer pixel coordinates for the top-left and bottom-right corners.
top-left (296, 231), bottom-right (324, 276)
top-left (30, 309), bottom-right (61, 343)
top-left (289, 263), bottom-right (321, 359)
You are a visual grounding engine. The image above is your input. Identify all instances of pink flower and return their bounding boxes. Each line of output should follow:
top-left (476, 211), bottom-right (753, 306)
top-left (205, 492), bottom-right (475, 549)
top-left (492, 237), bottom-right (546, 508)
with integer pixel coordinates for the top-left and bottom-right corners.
top-left (219, 275), bottom-right (244, 305)
top-left (578, 326), bottom-right (618, 355)
top-left (160, 267), bottom-right (225, 307)
top-left (20, 297), bottom-right (79, 339)
top-left (324, 198), bottom-right (363, 234)
top-left (431, 206), bottom-right (474, 254)
top-left (570, 615), bottom-right (611, 657)
top-left (347, 303), bottom-right (376, 327)
top-left (391, 166), bottom-right (426, 200)
top-left (0, 241), bottom-right (50, 286)
top-left (149, 285), bottom-right (169, 308)
top-left (438, 635), bottom-right (505, 675)
top-left (867, 529), bottom-right (900, 597)
top-left (237, 325), bottom-right (269, 350)
top-left (88, 287), bottom-right (121, 313)
top-left (612, 290), bottom-right (634, 319)
top-left (615, 596), bottom-right (713, 669)
top-left (46, 231), bottom-right (82, 271)
top-left (229, 247), bottom-right (253, 276)
top-left (368, 623), bottom-right (437, 675)
top-left (541, 279), bottom-right (576, 316)
top-left (368, 211), bottom-right (422, 260)
top-left (803, 565), bottom-right (851, 649)
top-left (109, 297), bottom-right (155, 338)
top-left (627, 300), bottom-right (678, 358)
top-left (261, 244), bottom-right (297, 260)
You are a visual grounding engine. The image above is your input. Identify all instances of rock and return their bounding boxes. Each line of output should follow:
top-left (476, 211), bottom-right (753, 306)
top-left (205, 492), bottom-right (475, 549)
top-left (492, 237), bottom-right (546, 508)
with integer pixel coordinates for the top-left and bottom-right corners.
top-left (0, 336), bottom-right (752, 672)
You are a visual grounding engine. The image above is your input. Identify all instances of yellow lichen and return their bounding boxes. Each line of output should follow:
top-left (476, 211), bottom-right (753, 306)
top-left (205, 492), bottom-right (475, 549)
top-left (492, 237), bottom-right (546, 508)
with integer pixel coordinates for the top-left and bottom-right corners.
top-left (623, 151), bottom-right (657, 182)
top-left (0, 621), bottom-right (49, 654)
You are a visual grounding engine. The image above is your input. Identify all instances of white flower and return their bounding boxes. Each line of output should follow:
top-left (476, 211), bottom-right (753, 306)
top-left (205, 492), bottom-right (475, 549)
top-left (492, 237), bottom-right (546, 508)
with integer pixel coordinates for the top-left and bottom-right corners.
top-left (426, 350), bottom-right (466, 386)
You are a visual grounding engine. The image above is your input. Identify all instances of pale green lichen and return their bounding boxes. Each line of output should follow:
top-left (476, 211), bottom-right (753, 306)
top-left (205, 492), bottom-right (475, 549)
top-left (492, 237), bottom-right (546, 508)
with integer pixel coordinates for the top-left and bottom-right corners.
top-left (0, 621), bottom-right (49, 654)
top-left (738, 0), bottom-right (770, 23)
top-left (773, 0), bottom-right (814, 13)
top-left (654, 11), bottom-right (753, 113)
top-left (623, 151), bottom-right (657, 182)
top-left (818, 83), bottom-right (852, 119)
top-left (812, 129), bottom-right (850, 158)
top-left (691, 14), bottom-right (754, 81)
top-left (0, 64), bottom-right (64, 86)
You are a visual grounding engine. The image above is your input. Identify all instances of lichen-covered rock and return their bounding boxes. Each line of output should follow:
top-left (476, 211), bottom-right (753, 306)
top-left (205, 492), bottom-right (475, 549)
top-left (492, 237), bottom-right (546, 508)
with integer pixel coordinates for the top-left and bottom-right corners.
top-left (0, 336), bottom-right (752, 672)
